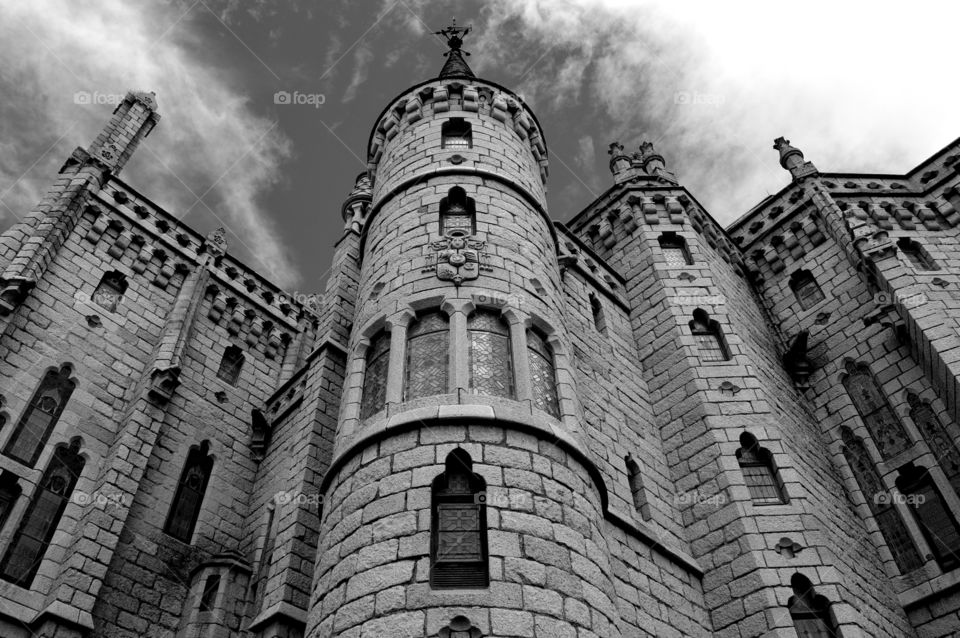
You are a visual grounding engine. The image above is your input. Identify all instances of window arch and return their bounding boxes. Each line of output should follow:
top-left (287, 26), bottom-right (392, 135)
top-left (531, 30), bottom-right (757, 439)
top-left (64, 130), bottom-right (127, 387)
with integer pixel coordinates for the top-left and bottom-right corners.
top-left (789, 269), bottom-right (825, 310)
top-left (897, 237), bottom-right (938, 271)
top-left (841, 361), bottom-right (910, 458)
top-left (840, 427), bottom-right (923, 573)
top-left (908, 393), bottom-right (960, 496)
top-left (404, 311), bottom-right (449, 400)
top-left (439, 187), bottom-right (476, 236)
top-left (164, 441), bottom-right (213, 543)
top-left (526, 328), bottom-right (560, 418)
top-left (658, 232), bottom-right (692, 266)
top-left (360, 330), bottom-right (390, 419)
top-left (896, 463), bottom-right (960, 570)
top-left (216, 346), bottom-right (244, 386)
top-left (468, 310), bottom-right (514, 399)
top-left (736, 433), bottom-right (786, 504)
top-left (589, 294), bottom-right (607, 335)
top-left (689, 309), bottom-right (729, 362)
top-left (625, 454), bottom-right (651, 521)
top-left (4, 364), bottom-right (76, 467)
top-left (441, 118), bottom-right (472, 150)
top-left (93, 270), bottom-right (128, 312)
top-left (787, 574), bottom-right (838, 637)
top-left (0, 439), bottom-right (85, 587)
top-left (431, 449), bottom-right (487, 589)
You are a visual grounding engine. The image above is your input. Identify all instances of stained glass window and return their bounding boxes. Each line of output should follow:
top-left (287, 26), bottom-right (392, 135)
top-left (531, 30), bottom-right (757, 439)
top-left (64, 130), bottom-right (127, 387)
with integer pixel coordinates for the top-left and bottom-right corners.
top-left (842, 362), bottom-right (909, 458)
top-left (909, 394), bottom-right (960, 496)
top-left (440, 187), bottom-right (475, 236)
top-left (737, 434), bottom-right (786, 504)
top-left (4, 365), bottom-right (75, 467)
top-left (841, 427), bottom-right (923, 573)
top-left (898, 238), bottom-right (937, 271)
top-left (360, 330), bottom-right (390, 419)
top-left (468, 311), bottom-right (514, 399)
top-left (689, 311), bottom-right (729, 362)
top-left (93, 271), bottom-right (128, 312)
top-left (788, 576), bottom-right (838, 638)
top-left (659, 233), bottom-right (692, 266)
top-left (441, 118), bottom-right (472, 150)
top-left (164, 443), bottom-right (213, 543)
top-left (217, 346), bottom-right (244, 386)
top-left (527, 329), bottom-right (560, 418)
top-left (897, 464), bottom-right (960, 570)
top-left (0, 441), bottom-right (84, 587)
top-left (790, 270), bottom-right (825, 310)
top-left (405, 312), bottom-right (449, 400)
top-left (431, 450), bottom-right (487, 589)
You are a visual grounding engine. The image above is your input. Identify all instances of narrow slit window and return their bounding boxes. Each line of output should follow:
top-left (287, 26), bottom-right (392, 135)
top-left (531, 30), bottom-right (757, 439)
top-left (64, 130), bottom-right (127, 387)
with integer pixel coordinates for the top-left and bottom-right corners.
top-left (0, 440), bottom-right (85, 587)
top-left (199, 574), bottom-right (220, 612)
top-left (736, 433), bottom-right (787, 505)
top-left (526, 328), bottom-right (560, 418)
top-left (658, 232), bottom-right (692, 266)
top-left (404, 311), bottom-right (449, 400)
top-left (164, 442), bottom-right (213, 543)
top-left (360, 330), bottom-right (390, 419)
top-left (468, 310), bottom-right (514, 399)
top-left (625, 455), bottom-right (651, 521)
top-left (590, 294), bottom-right (607, 335)
top-left (441, 118), bottom-right (472, 150)
top-left (689, 309), bottom-right (729, 362)
top-left (789, 270), bottom-right (825, 310)
top-left (897, 237), bottom-right (938, 271)
top-left (431, 449), bottom-right (488, 589)
top-left (842, 361), bottom-right (910, 459)
top-left (3, 364), bottom-right (76, 467)
top-left (93, 271), bottom-right (128, 313)
top-left (216, 346), bottom-right (244, 386)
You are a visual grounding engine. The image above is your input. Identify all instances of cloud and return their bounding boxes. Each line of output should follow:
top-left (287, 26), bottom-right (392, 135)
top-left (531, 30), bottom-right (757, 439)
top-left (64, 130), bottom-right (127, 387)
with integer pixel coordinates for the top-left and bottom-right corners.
top-left (342, 44), bottom-right (374, 103)
top-left (0, 0), bottom-right (299, 286)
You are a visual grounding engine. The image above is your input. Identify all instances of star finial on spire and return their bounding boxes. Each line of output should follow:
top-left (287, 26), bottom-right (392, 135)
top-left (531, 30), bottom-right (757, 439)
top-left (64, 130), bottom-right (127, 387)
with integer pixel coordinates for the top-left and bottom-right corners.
top-left (435, 18), bottom-right (476, 79)
top-left (435, 18), bottom-right (472, 55)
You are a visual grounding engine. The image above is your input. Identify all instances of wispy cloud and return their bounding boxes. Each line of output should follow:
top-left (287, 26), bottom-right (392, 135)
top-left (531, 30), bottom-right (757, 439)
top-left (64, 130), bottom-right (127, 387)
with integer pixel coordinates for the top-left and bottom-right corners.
top-left (0, 0), bottom-right (299, 286)
top-left (342, 43), bottom-right (374, 103)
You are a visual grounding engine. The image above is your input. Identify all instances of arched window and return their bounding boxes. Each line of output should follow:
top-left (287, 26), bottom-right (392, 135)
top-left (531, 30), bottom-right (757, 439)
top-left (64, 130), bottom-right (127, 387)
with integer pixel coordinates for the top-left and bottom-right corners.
top-left (468, 310), bottom-right (514, 399)
top-left (787, 574), bottom-right (838, 637)
top-left (404, 311), bottom-right (449, 401)
top-left (431, 449), bottom-right (487, 589)
top-left (897, 237), bottom-right (938, 271)
top-left (526, 329), bottom-right (560, 418)
top-left (589, 294), bottom-right (607, 335)
top-left (216, 346), bottom-right (244, 386)
top-left (689, 309), bottom-right (729, 362)
top-left (908, 393), bottom-right (960, 496)
top-left (92, 270), bottom-right (128, 312)
top-left (360, 330), bottom-right (390, 419)
top-left (164, 442), bottom-right (213, 543)
top-left (439, 187), bottom-right (476, 236)
top-left (896, 463), bottom-right (960, 570)
top-left (4, 364), bottom-right (76, 467)
top-left (841, 361), bottom-right (910, 458)
top-left (441, 118), bottom-right (472, 150)
top-left (0, 439), bottom-right (84, 587)
top-left (736, 433), bottom-right (786, 505)
top-left (199, 575), bottom-right (220, 612)
top-left (840, 427), bottom-right (922, 573)
top-left (658, 232), bottom-right (692, 266)
top-left (625, 454), bottom-right (651, 521)
top-left (789, 270), bottom-right (825, 310)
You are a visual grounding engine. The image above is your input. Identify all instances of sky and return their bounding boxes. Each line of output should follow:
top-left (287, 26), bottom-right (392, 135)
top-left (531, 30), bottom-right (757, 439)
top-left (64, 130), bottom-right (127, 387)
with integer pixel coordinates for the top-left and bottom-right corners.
top-left (0, 0), bottom-right (956, 293)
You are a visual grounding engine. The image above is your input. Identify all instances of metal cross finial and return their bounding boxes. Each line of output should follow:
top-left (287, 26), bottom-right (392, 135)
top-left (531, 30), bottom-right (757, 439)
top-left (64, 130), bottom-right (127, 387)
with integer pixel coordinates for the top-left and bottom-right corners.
top-left (435, 18), bottom-right (472, 55)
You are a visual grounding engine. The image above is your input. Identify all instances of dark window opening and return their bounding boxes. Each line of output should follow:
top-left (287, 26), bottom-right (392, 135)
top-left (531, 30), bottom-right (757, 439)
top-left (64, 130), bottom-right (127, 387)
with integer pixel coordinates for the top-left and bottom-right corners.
top-left (199, 574), bottom-right (220, 612)
top-left (896, 463), bottom-right (960, 571)
top-left (789, 270), bottom-right (825, 310)
top-left (590, 294), bottom-right (607, 335)
top-left (439, 186), bottom-right (476, 236)
top-left (625, 455), bottom-right (652, 521)
top-left (689, 309), bottom-right (729, 362)
top-left (431, 449), bottom-right (488, 589)
top-left (736, 433), bottom-right (787, 505)
top-left (658, 232), bottom-right (693, 266)
top-left (788, 574), bottom-right (838, 638)
top-left (441, 118), bottom-right (472, 150)
top-left (164, 441), bottom-right (213, 543)
top-left (4, 365), bottom-right (76, 467)
top-left (897, 237), bottom-right (938, 271)
top-left (93, 271), bottom-right (128, 312)
top-left (216, 346), bottom-right (244, 386)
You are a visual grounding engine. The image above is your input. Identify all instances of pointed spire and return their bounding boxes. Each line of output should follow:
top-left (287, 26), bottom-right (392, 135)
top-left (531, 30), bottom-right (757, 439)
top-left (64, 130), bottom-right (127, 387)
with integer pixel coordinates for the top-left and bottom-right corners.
top-left (436, 19), bottom-right (475, 79)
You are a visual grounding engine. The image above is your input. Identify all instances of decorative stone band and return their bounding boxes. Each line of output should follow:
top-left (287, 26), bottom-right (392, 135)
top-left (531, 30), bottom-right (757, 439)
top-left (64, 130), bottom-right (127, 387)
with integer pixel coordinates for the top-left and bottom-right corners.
top-left (318, 407), bottom-right (705, 579)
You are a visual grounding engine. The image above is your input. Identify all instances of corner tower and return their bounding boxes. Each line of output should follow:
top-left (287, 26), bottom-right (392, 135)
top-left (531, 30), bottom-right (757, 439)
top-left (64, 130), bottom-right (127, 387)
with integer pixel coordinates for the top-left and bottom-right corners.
top-left (306, 24), bottom-right (624, 637)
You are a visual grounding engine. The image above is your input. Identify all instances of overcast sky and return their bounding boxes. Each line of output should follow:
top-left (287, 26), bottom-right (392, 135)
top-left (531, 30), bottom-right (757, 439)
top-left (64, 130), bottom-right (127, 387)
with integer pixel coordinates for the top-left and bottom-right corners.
top-left (0, 0), bottom-right (956, 292)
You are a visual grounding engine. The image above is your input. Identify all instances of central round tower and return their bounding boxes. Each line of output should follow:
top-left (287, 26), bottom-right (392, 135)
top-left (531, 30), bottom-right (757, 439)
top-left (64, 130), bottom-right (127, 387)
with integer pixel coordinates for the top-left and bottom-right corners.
top-left (307, 26), bottom-right (622, 638)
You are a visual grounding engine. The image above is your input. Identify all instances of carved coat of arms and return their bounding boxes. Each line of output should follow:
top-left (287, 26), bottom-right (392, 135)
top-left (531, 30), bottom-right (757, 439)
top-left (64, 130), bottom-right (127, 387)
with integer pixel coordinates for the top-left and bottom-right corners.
top-left (424, 232), bottom-right (490, 285)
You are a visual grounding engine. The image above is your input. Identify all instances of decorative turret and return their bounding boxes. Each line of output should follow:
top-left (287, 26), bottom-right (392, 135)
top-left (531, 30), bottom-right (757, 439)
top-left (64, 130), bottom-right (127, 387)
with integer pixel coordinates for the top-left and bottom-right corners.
top-left (340, 171), bottom-right (372, 233)
top-left (88, 90), bottom-right (160, 174)
top-left (639, 140), bottom-right (678, 183)
top-left (773, 136), bottom-right (818, 181)
top-left (608, 141), bottom-right (631, 181)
